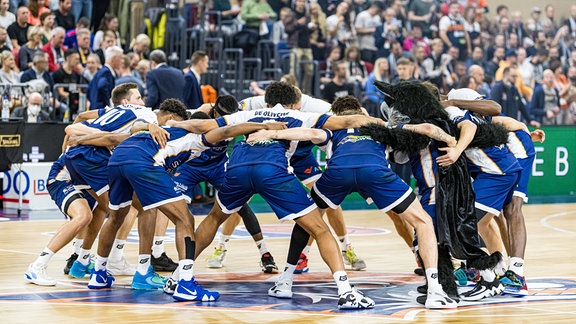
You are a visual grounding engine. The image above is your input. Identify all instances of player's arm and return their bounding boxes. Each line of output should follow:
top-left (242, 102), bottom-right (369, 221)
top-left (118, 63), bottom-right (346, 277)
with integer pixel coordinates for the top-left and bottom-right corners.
top-left (492, 116), bottom-right (529, 132)
top-left (130, 121), bottom-right (170, 148)
top-left (436, 120), bottom-right (477, 167)
top-left (68, 133), bottom-right (130, 147)
top-left (401, 123), bottom-right (457, 147)
top-left (321, 114), bottom-right (384, 130)
top-left (204, 122), bottom-right (287, 144)
top-left (73, 110), bottom-right (100, 123)
top-left (65, 122), bottom-right (105, 136)
top-left (441, 99), bottom-right (502, 116)
top-left (247, 127), bottom-right (329, 145)
top-left (166, 119), bottom-right (219, 134)
top-left (530, 129), bottom-right (545, 143)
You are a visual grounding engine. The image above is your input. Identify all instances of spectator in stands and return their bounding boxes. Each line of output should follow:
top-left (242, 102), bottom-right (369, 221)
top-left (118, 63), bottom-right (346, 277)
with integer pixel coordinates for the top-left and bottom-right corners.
top-left (365, 57), bottom-right (391, 105)
top-left (53, 0), bottom-right (74, 31)
top-left (18, 25), bottom-right (41, 70)
top-left (544, 47), bottom-right (561, 70)
top-left (327, 1), bottom-right (356, 55)
top-left (20, 51), bottom-right (54, 89)
top-left (392, 56), bottom-right (416, 84)
top-left (240, 0), bottom-right (277, 37)
top-left (462, 5), bottom-right (481, 47)
top-left (87, 46), bottom-right (122, 109)
top-left (530, 48), bottom-right (547, 84)
top-left (92, 13), bottom-right (120, 51)
top-left (94, 30), bottom-right (116, 66)
top-left (422, 38), bottom-right (445, 90)
top-left (53, 49), bottom-right (85, 115)
top-left (285, 0), bottom-right (313, 95)
top-left (63, 16), bottom-right (90, 49)
top-left (525, 6), bottom-right (543, 34)
top-left (322, 60), bottom-right (354, 103)
top-left (27, 0), bottom-right (50, 26)
top-left (81, 53), bottom-right (99, 82)
top-left (508, 32), bottom-right (520, 52)
top-left (0, 26), bottom-right (12, 52)
top-left (439, 1), bottom-right (470, 62)
top-left (442, 45), bottom-right (460, 88)
top-left (71, 0), bottom-right (92, 25)
top-left (508, 11), bottom-right (528, 45)
top-left (354, 0), bottom-right (383, 64)
top-left (7, 6), bottom-right (30, 49)
top-left (550, 60), bottom-right (571, 116)
top-left (309, 2), bottom-right (328, 61)
top-left (115, 55), bottom-right (144, 95)
top-left (563, 5), bottom-right (576, 41)
top-left (42, 26), bottom-right (66, 72)
top-left (129, 33), bottom-right (150, 60)
top-left (183, 50), bottom-right (208, 110)
top-left (465, 46), bottom-right (485, 70)
top-left (407, 0), bottom-right (437, 39)
top-left (491, 66), bottom-right (538, 126)
top-left (146, 49), bottom-right (185, 110)
top-left (402, 25), bottom-right (430, 57)
top-left (319, 45), bottom-right (340, 84)
top-left (412, 44), bottom-right (427, 80)
top-left (491, 4), bottom-right (508, 34)
top-left (343, 44), bottom-right (367, 85)
top-left (468, 64), bottom-right (491, 97)
top-left (134, 58), bottom-right (149, 86)
top-left (38, 11), bottom-right (54, 44)
top-left (485, 46), bottom-right (504, 82)
top-left (271, 6), bottom-right (289, 45)
top-left (0, 50), bottom-right (19, 83)
top-left (74, 27), bottom-right (91, 67)
top-left (11, 92), bottom-right (50, 122)
top-left (375, 8), bottom-right (403, 60)
top-left (495, 49), bottom-right (517, 81)
top-left (387, 40), bottom-right (403, 77)
top-left (0, 0), bottom-right (15, 29)
top-left (531, 69), bottom-right (560, 125)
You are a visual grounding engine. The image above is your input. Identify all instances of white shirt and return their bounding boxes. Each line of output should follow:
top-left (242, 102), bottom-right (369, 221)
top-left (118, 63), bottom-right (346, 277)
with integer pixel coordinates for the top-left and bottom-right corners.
top-left (239, 94), bottom-right (331, 114)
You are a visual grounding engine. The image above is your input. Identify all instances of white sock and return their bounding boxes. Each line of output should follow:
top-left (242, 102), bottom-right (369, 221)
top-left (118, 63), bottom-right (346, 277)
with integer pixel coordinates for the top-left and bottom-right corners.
top-left (494, 256), bottom-right (507, 277)
top-left (255, 239), bottom-right (269, 255)
top-left (170, 268), bottom-right (180, 281)
top-left (281, 264), bottom-right (296, 281)
top-left (78, 248), bottom-right (92, 266)
top-left (137, 254), bottom-right (151, 275)
top-left (425, 268), bottom-right (443, 293)
top-left (480, 269), bottom-right (496, 282)
top-left (34, 248), bottom-right (55, 267)
top-left (71, 238), bottom-right (84, 255)
top-left (509, 257), bottom-right (525, 276)
top-left (95, 255), bottom-right (108, 271)
top-left (333, 270), bottom-right (352, 295)
top-left (338, 235), bottom-right (351, 251)
top-left (179, 259), bottom-right (194, 281)
top-left (151, 236), bottom-right (165, 258)
top-left (302, 245), bottom-right (311, 257)
top-left (218, 234), bottom-right (231, 250)
top-left (109, 239), bottom-right (126, 261)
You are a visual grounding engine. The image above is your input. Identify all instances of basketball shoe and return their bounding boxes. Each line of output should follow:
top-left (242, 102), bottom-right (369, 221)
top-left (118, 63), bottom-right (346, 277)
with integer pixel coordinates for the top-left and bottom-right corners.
top-left (460, 277), bottom-right (503, 301)
top-left (151, 252), bottom-right (178, 272)
top-left (88, 269), bottom-right (115, 289)
top-left (206, 247), bottom-right (226, 268)
top-left (260, 252), bottom-right (278, 273)
top-left (500, 270), bottom-right (528, 296)
top-left (268, 278), bottom-right (293, 298)
top-left (131, 266), bottom-right (167, 290)
top-left (163, 276), bottom-right (178, 295)
top-left (342, 246), bottom-right (366, 271)
top-left (25, 263), bottom-right (56, 286)
top-left (424, 290), bottom-right (458, 309)
top-left (63, 253), bottom-right (78, 275)
top-left (108, 256), bottom-right (136, 276)
top-left (337, 288), bottom-right (375, 309)
top-left (172, 278), bottom-right (220, 302)
top-left (69, 259), bottom-right (94, 279)
top-left (293, 253), bottom-right (309, 274)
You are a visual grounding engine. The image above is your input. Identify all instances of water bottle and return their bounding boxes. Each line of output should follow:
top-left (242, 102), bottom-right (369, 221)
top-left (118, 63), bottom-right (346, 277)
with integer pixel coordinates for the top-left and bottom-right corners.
top-left (1, 95), bottom-right (10, 121)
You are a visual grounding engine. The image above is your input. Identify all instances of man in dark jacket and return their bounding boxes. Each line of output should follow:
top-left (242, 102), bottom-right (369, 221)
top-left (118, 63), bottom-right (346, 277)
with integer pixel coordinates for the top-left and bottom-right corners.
top-left (490, 66), bottom-right (540, 127)
top-left (87, 46), bottom-right (123, 109)
top-left (146, 49), bottom-right (185, 110)
top-left (183, 51), bottom-right (208, 110)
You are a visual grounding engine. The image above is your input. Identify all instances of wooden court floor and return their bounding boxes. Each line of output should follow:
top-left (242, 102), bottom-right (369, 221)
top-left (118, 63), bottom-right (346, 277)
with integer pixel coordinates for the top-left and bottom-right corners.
top-left (0, 203), bottom-right (575, 323)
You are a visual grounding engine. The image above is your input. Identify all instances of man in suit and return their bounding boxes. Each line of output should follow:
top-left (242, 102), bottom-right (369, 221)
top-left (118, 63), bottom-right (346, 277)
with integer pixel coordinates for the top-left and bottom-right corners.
top-left (87, 46), bottom-right (123, 110)
top-left (145, 49), bottom-right (185, 110)
top-left (11, 92), bottom-right (51, 122)
top-left (183, 51), bottom-right (209, 110)
top-left (20, 52), bottom-right (55, 89)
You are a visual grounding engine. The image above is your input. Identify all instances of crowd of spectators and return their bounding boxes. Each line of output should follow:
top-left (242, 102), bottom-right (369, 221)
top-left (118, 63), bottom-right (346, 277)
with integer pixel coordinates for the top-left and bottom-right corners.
top-left (0, 0), bottom-right (575, 126)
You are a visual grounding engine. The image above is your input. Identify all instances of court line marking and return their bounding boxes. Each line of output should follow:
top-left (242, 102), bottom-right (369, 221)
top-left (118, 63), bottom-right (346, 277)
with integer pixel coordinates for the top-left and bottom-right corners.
top-left (540, 211), bottom-right (576, 235)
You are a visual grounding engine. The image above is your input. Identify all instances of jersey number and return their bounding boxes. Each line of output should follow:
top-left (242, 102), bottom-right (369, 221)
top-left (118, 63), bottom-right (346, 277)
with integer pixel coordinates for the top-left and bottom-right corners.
top-left (93, 110), bottom-right (126, 127)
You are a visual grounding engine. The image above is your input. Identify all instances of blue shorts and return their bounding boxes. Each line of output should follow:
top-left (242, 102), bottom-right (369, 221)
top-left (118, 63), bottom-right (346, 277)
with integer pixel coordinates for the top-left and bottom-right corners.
top-left (291, 153), bottom-right (322, 185)
top-left (108, 163), bottom-right (186, 211)
top-left (172, 160), bottom-right (226, 202)
top-left (313, 166), bottom-right (413, 213)
top-left (514, 156), bottom-right (534, 203)
top-left (65, 152), bottom-right (110, 196)
top-left (473, 171), bottom-right (521, 217)
top-left (47, 180), bottom-right (98, 218)
top-left (217, 164), bottom-right (316, 221)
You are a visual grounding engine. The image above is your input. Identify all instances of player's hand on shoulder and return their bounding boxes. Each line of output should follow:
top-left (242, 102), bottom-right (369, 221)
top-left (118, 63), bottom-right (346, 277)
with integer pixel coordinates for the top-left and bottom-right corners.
top-left (247, 130), bottom-right (274, 143)
top-left (68, 136), bottom-right (80, 147)
top-left (264, 122), bottom-right (287, 130)
top-left (149, 123), bottom-right (170, 148)
top-left (530, 129), bottom-right (545, 143)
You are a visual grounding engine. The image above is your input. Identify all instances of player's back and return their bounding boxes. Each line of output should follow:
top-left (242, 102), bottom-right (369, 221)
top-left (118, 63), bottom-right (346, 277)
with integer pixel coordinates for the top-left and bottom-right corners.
top-left (326, 128), bottom-right (390, 170)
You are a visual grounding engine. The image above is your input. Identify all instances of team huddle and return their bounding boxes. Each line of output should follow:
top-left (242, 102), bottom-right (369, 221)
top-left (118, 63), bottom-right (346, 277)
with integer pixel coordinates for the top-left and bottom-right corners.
top-left (24, 80), bottom-right (544, 310)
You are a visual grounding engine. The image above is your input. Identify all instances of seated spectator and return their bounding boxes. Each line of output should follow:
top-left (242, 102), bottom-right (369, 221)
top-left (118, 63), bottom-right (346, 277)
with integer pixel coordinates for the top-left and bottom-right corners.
top-left (212, 0), bottom-right (242, 35)
top-left (20, 51), bottom-right (54, 89)
top-left (392, 56), bottom-right (416, 84)
top-left (402, 25), bottom-right (429, 57)
top-left (63, 16), bottom-right (90, 49)
top-left (412, 45), bottom-right (427, 80)
top-left (468, 64), bottom-right (491, 97)
top-left (11, 92), bottom-right (50, 122)
top-left (465, 46), bottom-right (485, 70)
top-left (81, 53), bottom-right (100, 82)
top-left (0, 0), bottom-right (16, 29)
top-left (53, 0), bottom-right (74, 31)
top-left (92, 13), bottom-right (120, 51)
top-left (7, 6), bottom-right (31, 50)
top-left (343, 45), bottom-right (367, 85)
top-left (74, 28), bottom-right (91, 67)
top-left (27, 0), bottom-right (50, 26)
top-left (365, 57), bottom-right (391, 105)
top-left (0, 50), bottom-right (19, 83)
top-left (322, 60), bottom-right (354, 103)
top-left (319, 46), bottom-right (341, 84)
top-left (53, 49), bottom-right (86, 116)
top-left (134, 58), bottom-right (149, 86)
top-left (128, 33), bottom-right (150, 60)
top-left (42, 26), bottom-right (66, 72)
top-left (0, 26), bottom-right (11, 52)
top-left (18, 25), bottom-right (42, 71)
top-left (462, 5), bottom-right (481, 47)
top-left (38, 11), bottom-right (54, 44)
top-left (94, 30), bottom-right (116, 67)
top-left (115, 54), bottom-right (144, 95)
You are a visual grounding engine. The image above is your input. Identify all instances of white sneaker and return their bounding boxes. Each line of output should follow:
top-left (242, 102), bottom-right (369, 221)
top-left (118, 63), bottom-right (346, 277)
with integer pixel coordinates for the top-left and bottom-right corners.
top-left (163, 276), bottom-right (177, 295)
top-left (25, 263), bottom-right (56, 286)
top-left (337, 288), bottom-right (375, 309)
top-left (206, 247), bottom-right (226, 268)
top-left (425, 290), bottom-right (458, 309)
top-left (268, 279), bottom-right (293, 298)
top-left (107, 256), bottom-right (136, 276)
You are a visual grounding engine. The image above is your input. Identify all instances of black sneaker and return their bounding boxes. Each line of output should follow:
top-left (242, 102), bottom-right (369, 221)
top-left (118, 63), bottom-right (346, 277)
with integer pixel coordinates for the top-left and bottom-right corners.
top-left (64, 253), bottom-right (78, 275)
top-left (461, 277), bottom-right (504, 301)
top-left (260, 252), bottom-right (279, 273)
top-left (417, 284), bottom-right (427, 294)
top-left (151, 252), bottom-right (178, 272)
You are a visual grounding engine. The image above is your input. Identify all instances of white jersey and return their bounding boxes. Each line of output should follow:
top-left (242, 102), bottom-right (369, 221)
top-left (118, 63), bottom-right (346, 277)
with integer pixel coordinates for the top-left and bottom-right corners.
top-left (239, 95), bottom-right (332, 114)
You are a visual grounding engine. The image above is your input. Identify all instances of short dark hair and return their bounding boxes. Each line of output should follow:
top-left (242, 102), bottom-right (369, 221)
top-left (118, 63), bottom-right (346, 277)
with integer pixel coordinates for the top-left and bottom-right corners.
top-left (457, 75), bottom-right (474, 89)
top-left (396, 57), bottom-right (412, 66)
top-left (111, 83), bottom-right (139, 106)
top-left (77, 16), bottom-right (90, 27)
top-left (210, 95), bottom-right (238, 118)
top-left (331, 96), bottom-right (362, 116)
top-left (158, 99), bottom-right (189, 121)
top-left (190, 111), bottom-right (211, 120)
top-left (264, 81), bottom-right (297, 107)
top-left (64, 49), bottom-right (77, 60)
top-left (191, 51), bottom-right (208, 66)
top-left (332, 60), bottom-right (346, 73)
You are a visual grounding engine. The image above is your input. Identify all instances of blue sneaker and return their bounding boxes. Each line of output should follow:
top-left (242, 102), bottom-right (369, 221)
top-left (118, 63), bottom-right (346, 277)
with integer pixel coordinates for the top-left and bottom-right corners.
top-left (131, 266), bottom-right (167, 290)
top-left (69, 260), bottom-right (94, 279)
top-left (173, 278), bottom-right (220, 302)
top-left (88, 269), bottom-right (115, 289)
top-left (501, 270), bottom-right (528, 296)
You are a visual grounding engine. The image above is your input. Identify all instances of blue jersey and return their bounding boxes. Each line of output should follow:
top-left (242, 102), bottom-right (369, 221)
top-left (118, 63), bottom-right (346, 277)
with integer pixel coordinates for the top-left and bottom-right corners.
top-left (507, 130), bottom-right (535, 161)
top-left (184, 139), bottom-right (229, 168)
top-left (325, 128), bottom-right (393, 172)
top-left (109, 126), bottom-right (210, 172)
top-left (48, 154), bottom-right (71, 183)
top-left (215, 104), bottom-right (330, 170)
top-left (409, 142), bottom-right (440, 203)
top-left (445, 106), bottom-right (522, 175)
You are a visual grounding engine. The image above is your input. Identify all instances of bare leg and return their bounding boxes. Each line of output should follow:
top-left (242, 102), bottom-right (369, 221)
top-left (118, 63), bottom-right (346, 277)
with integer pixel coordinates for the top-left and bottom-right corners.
top-left (503, 197), bottom-right (527, 259)
top-left (494, 212), bottom-right (511, 255)
top-left (96, 206), bottom-right (131, 258)
top-left (478, 213), bottom-right (503, 254)
top-left (387, 210), bottom-right (415, 250)
top-left (46, 199), bottom-right (93, 253)
top-left (194, 203), bottom-right (231, 259)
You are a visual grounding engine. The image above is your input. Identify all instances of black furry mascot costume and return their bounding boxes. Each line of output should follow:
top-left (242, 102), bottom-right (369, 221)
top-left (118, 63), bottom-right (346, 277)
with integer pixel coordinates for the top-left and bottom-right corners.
top-left (359, 80), bottom-right (508, 300)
